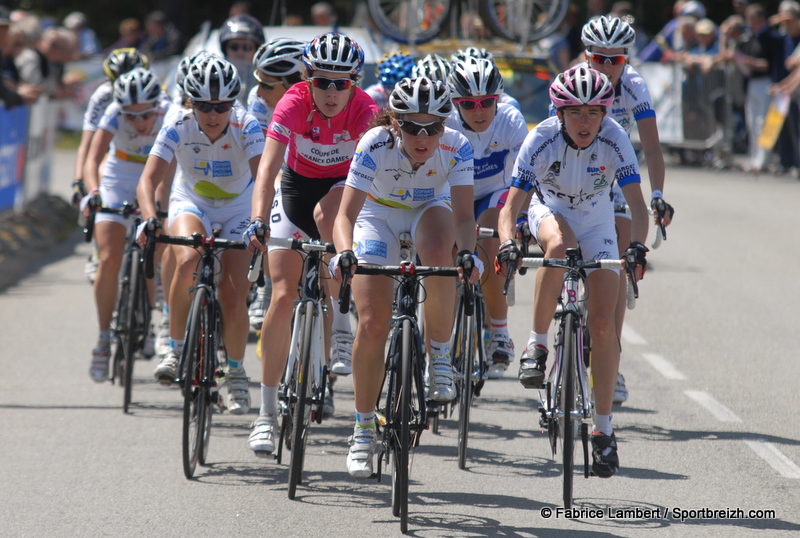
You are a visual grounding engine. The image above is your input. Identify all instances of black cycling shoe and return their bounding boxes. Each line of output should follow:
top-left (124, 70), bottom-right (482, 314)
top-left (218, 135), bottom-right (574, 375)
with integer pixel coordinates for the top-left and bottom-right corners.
top-left (518, 346), bottom-right (547, 388)
top-left (591, 431), bottom-right (619, 478)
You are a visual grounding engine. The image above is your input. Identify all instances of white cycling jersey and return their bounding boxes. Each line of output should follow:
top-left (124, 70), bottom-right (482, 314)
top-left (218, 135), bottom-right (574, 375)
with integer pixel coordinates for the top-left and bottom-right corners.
top-left (445, 102), bottom-right (528, 200)
top-left (364, 83), bottom-right (389, 110)
top-left (82, 81), bottom-right (114, 132)
top-left (150, 105), bottom-right (265, 207)
top-left (347, 125), bottom-right (474, 209)
top-left (512, 115), bottom-right (640, 229)
top-left (246, 85), bottom-right (273, 135)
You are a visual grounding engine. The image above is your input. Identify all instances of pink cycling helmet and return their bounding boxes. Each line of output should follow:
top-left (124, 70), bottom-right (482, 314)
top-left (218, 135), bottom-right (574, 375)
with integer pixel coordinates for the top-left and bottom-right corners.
top-left (549, 66), bottom-right (615, 109)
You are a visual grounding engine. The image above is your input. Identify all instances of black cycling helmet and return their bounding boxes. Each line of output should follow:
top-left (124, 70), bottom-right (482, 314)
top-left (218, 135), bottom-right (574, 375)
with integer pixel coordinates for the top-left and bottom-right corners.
top-left (219, 14), bottom-right (265, 52)
top-left (103, 48), bottom-right (150, 82)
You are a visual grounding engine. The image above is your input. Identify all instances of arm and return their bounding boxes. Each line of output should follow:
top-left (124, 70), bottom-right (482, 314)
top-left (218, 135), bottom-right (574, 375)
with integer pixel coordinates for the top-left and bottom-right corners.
top-left (621, 182), bottom-right (649, 247)
top-left (636, 116), bottom-right (670, 227)
top-left (498, 186), bottom-right (529, 245)
top-left (74, 129), bottom-right (95, 182)
top-left (83, 128), bottom-right (113, 192)
top-left (250, 137), bottom-right (287, 228)
top-left (331, 185), bottom-right (368, 281)
top-left (136, 154), bottom-right (172, 221)
top-left (450, 184), bottom-right (476, 255)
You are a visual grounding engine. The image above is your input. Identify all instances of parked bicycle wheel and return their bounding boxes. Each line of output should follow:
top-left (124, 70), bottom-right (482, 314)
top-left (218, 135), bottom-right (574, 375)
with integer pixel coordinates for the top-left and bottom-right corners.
top-left (182, 287), bottom-right (212, 479)
top-left (480, 0), bottom-right (568, 43)
top-left (368, 0), bottom-right (452, 44)
top-left (288, 302), bottom-right (315, 500)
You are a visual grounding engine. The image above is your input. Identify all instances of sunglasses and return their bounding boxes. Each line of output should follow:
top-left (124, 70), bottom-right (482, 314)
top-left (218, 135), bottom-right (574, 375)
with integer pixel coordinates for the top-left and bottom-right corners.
top-left (396, 119), bottom-right (446, 136)
top-left (192, 101), bottom-right (234, 114)
top-left (123, 107), bottom-right (157, 121)
top-left (588, 52), bottom-right (628, 65)
top-left (309, 77), bottom-right (355, 92)
top-left (454, 95), bottom-right (498, 111)
top-left (227, 43), bottom-right (255, 53)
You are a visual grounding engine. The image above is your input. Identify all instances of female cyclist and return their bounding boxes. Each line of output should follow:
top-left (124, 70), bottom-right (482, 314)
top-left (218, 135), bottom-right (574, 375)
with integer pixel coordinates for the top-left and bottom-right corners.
top-left (331, 77), bottom-right (479, 478)
top-left (446, 56), bottom-right (529, 379)
top-left (580, 15), bottom-right (674, 404)
top-left (245, 38), bottom-right (307, 330)
top-left (497, 66), bottom-right (649, 478)
top-left (84, 67), bottom-right (174, 382)
top-left (136, 56), bottom-right (265, 416)
top-left (243, 32), bottom-right (380, 457)
top-left (364, 51), bottom-right (416, 109)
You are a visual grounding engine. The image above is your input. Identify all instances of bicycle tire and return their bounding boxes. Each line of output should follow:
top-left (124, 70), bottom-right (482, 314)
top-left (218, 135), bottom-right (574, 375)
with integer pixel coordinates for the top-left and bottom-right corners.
top-left (182, 287), bottom-right (210, 479)
top-left (397, 318), bottom-right (413, 532)
top-left (199, 307), bottom-right (222, 466)
top-left (122, 251), bottom-right (140, 413)
top-left (479, 0), bottom-right (568, 43)
top-left (367, 0), bottom-right (451, 44)
top-left (110, 271), bottom-right (128, 388)
top-left (561, 312), bottom-right (577, 508)
top-left (288, 302), bottom-right (315, 500)
top-left (454, 291), bottom-right (475, 470)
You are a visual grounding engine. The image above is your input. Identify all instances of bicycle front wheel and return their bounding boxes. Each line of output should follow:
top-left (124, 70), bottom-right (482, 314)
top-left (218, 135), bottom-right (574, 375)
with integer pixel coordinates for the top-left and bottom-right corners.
top-left (452, 291), bottom-right (475, 470)
top-left (288, 302), bottom-right (315, 500)
top-left (560, 312), bottom-right (578, 508)
top-left (182, 287), bottom-right (211, 479)
top-left (368, 0), bottom-right (451, 44)
top-left (396, 319), bottom-right (414, 532)
top-left (480, 0), bottom-right (568, 43)
top-left (122, 250), bottom-right (142, 413)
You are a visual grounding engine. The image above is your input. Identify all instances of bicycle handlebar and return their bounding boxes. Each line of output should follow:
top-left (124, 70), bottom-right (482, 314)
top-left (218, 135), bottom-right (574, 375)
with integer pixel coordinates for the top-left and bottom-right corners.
top-left (144, 232), bottom-right (246, 279)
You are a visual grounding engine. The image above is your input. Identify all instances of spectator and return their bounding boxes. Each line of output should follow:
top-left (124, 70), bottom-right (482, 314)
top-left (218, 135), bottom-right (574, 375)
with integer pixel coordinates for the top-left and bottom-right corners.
top-left (0, 6), bottom-right (40, 107)
top-left (219, 14), bottom-right (265, 106)
top-left (687, 18), bottom-right (719, 71)
top-left (22, 26), bottom-right (78, 99)
top-left (609, 2), bottom-right (650, 57)
top-left (311, 2), bottom-right (337, 29)
top-left (2, 24), bottom-right (26, 84)
top-left (734, 0), bottom-right (751, 18)
top-left (140, 11), bottom-right (180, 61)
top-left (107, 18), bottom-right (143, 52)
top-left (639, 0), bottom-right (707, 62)
top-left (715, 15), bottom-right (750, 154)
top-left (63, 11), bottom-right (100, 58)
top-left (770, 1), bottom-right (800, 172)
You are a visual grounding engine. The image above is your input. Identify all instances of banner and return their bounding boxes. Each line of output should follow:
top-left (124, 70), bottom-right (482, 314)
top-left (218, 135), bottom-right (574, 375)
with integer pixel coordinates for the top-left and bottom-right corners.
top-left (0, 106), bottom-right (29, 213)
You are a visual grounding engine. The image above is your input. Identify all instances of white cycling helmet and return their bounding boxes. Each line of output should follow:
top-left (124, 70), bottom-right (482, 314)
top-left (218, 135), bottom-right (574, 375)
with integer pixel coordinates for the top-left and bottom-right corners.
top-left (549, 66), bottom-right (615, 109)
top-left (176, 51), bottom-right (216, 93)
top-left (113, 67), bottom-right (161, 105)
top-left (253, 38), bottom-right (306, 77)
top-left (450, 46), bottom-right (494, 63)
top-left (303, 32), bottom-right (364, 75)
top-left (183, 56), bottom-right (241, 101)
top-left (581, 16), bottom-right (636, 50)
top-left (412, 53), bottom-right (452, 82)
top-left (448, 57), bottom-right (504, 98)
top-left (390, 76), bottom-right (452, 118)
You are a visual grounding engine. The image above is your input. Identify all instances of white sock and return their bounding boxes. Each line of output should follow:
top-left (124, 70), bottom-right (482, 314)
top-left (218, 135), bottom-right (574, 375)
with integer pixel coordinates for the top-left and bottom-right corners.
top-left (227, 357), bottom-right (243, 371)
top-left (430, 339), bottom-right (450, 358)
top-left (490, 318), bottom-right (508, 337)
top-left (260, 384), bottom-right (279, 416)
top-left (527, 332), bottom-right (548, 350)
top-left (594, 414), bottom-right (613, 436)
top-left (332, 305), bottom-right (351, 333)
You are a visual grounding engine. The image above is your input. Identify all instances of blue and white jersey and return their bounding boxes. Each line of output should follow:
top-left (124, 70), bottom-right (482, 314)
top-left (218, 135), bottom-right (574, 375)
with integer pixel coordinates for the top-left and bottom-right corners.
top-left (97, 97), bottom-right (177, 183)
top-left (445, 102), bottom-right (528, 199)
top-left (149, 105), bottom-right (265, 206)
top-left (246, 84), bottom-right (273, 135)
top-left (511, 115), bottom-right (640, 227)
top-left (347, 126), bottom-right (474, 210)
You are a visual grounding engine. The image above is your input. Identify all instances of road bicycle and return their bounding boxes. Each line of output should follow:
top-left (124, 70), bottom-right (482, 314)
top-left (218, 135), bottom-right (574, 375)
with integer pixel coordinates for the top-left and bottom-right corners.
top-left (85, 201), bottom-right (154, 414)
top-left (340, 258), bottom-right (462, 534)
top-left (503, 248), bottom-right (634, 508)
top-left (144, 227), bottom-right (245, 479)
top-left (251, 237), bottom-right (335, 500)
top-left (367, 0), bottom-right (567, 45)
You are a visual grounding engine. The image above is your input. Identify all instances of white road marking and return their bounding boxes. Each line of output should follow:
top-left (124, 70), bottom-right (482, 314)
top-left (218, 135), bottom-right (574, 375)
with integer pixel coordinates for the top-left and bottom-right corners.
top-left (621, 324), bottom-right (647, 346)
top-left (642, 353), bottom-right (686, 380)
top-left (684, 390), bottom-right (742, 422)
top-left (743, 438), bottom-right (800, 479)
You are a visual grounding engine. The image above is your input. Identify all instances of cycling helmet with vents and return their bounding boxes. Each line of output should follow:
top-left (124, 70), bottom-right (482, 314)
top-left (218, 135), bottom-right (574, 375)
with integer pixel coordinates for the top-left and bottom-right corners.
top-left (549, 66), bottom-right (614, 109)
top-left (184, 56), bottom-right (241, 101)
top-left (303, 32), bottom-right (364, 76)
top-left (114, 67), bottom-right (161, 105)
top-left (176, 51), bottom-right (216, 93)
top-left (389, 76), bottom-right (452, 118)
top-left (219, 14), bottom-right (265, 50)
top-left (448, 57), bottom-right (503, 98)
top-left (450, 46), bottom-right (494, 63)
top-left (376, 51), bottom-right (416, 88)
top-left (253, 38), bottom-right (306, 77)
top-left (412, 53), bottom-right (452, 82)
top-left (103, 48), bottom-right (149, 82)
top-left (581, 16), bottom-right (636, 50)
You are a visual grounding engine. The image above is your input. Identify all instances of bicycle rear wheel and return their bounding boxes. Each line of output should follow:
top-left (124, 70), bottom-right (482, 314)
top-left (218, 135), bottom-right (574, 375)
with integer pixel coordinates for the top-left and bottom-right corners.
top-left (479, 0), bottom-right (568, 43)
top-left (560, 312), bottom-right (578, 508)
top-left (368, 0), bottom-right (451, 44)
top-left (182, 287), bottom-right (211, 479)
top-left (288, 303), bottom-right (315, 500)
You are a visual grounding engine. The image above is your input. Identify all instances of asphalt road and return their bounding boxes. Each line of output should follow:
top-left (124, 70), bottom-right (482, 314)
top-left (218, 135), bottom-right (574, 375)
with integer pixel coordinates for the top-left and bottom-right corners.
top-left (1, 151), bottom-right (799, 537)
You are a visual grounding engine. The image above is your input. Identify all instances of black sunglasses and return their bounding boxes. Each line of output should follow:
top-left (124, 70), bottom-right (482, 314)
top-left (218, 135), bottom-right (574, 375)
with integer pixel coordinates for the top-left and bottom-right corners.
top-left (396, 119), bottom-right (446, 136)
top-left (309, 77), bottom-right (355, 91)
top-left (228, 43), bottom-right (255, 53)
top-left (192, 101), bottom-right (234, 114)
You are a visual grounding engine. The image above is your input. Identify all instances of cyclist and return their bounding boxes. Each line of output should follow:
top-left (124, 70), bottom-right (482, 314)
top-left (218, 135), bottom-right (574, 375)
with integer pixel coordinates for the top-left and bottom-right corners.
top-left (446, 57), bottom-right (529, 380)
top-left (330, 77), bottom-right (479, 478)
top-left (136, 56), bottom-right (265, 416)
top-left (245, 38), bottom-right (307, 330)
top-left (580, 15), bottom-right (674, 404)
top-left (83, 67), bottom-right (174, 382)
top-left (450, 47), bottom-right (521, 111)
top-left (497, 66), bottom-right (649, 478)
top-left (412, 52), bottom-right (452, 82)
top-left (243, 32), bottom-right (380, 457)
top-left (74, 48), bottom-right (149, 284)
top-left (364, 51), bottom-right (416, 109)
top-left (219, 13), bottom-right (265, 106)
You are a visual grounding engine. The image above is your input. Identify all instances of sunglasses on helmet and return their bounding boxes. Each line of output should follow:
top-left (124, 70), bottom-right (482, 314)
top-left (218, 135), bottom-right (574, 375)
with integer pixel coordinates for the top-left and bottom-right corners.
top-left (192, 101), bottom-right (234, 114)
top-left (396, 119), bottom-right (446, 136)
top-left (309, 77), bottom-right (355, 92)
top-left (588, 52), bottom-right (628, 66)
top-left (453, 95), bottom-right (498, 111)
